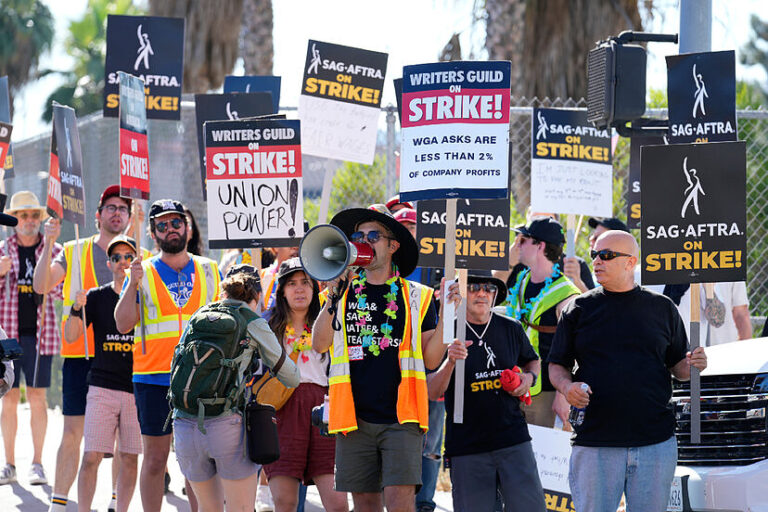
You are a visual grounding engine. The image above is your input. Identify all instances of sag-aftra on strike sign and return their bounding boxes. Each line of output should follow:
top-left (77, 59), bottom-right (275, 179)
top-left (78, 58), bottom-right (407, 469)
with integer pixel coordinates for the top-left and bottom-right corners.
top-left (640, 141), bottom-right (746, 285)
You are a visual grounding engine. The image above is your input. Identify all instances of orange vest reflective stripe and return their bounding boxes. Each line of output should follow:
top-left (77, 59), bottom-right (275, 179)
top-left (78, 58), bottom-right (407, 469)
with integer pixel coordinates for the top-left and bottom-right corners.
top-left (328, 277), bottom-right (432, 435)
top-left (61, 237), bottom-right (98, 358)
top-left (133, 256), bottom-right (220, 375)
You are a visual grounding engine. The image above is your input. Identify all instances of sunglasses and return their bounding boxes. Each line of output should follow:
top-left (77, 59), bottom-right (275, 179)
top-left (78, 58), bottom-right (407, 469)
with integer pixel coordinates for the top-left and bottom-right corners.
top-left (468, 283), bottom-right (498, 294)
top-left (591, 249), bottom-right (633, 261)
top-left (155, 217), bottom-right (185, 233)
top-left (350, 230), bottom-right (392, 244)
top-left (109, 254), bottom-right (134, 263)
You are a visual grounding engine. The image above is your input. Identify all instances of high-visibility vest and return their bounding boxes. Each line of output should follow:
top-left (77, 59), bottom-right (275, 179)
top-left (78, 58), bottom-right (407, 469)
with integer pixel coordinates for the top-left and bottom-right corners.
top-left (328, 277), bottom-right (432, 435)
top-left (512, 270), bottom-right (580, 395)
top-left (61, 237), bottom-right (98, 358)
top-left (133, 256), bottom-right (220, 375)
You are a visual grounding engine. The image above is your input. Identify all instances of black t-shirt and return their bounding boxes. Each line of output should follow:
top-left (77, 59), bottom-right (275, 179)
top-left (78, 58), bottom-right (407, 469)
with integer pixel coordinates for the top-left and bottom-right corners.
top-left (444, 314), bottom-right (538, 457)
top-left (523, 280), bottom-right (558, 392)
top-left (548, 286), bottom-right (688, 447)
top-left (72, 283), bottom-right (135, 393)
top-left (17, 243), bottom-right (41, 336)
top-left (506, 257), bottom-right (595, 291)
top-left (345, 280), bottom-right (437, 424)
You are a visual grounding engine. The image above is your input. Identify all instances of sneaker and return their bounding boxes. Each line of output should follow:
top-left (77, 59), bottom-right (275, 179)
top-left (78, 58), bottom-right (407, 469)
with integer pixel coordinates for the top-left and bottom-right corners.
top-left (255, 484), bottom-right (274, 512)
top-left (0, 464), bottom-right (16, 485)
top-left (28, 463), bottom-right (47, 485)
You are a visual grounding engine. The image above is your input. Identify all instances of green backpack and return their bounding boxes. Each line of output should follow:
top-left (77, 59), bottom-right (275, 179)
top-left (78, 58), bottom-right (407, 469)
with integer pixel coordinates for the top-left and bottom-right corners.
top-left (168, 300), bottom-right (260, 433)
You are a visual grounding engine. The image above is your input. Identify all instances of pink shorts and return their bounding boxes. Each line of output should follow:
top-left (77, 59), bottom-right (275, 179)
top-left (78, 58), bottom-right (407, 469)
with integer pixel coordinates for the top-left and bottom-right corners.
top-left (264, 383), bottom-right (336, 485)
top-left (83, 386), bottom-right (142, 455)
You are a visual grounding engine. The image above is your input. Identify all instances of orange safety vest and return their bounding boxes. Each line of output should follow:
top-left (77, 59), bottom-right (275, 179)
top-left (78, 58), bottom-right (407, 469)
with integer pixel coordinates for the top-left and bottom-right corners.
top-left (61, 237), bottom-right (99, 358)
top-left (133, 256), bottom-right (220, 375)
top-left (328, 277), bottom-right (432, 435)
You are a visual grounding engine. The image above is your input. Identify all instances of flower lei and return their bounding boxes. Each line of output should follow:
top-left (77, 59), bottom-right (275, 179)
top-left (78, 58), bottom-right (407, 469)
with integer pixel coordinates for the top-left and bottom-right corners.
top-left (285, 324), bottom-right (312, 362)
top-left (352, 265), bottom-right (399, 356)
top-left (506, 263), bottom-right (561, 321)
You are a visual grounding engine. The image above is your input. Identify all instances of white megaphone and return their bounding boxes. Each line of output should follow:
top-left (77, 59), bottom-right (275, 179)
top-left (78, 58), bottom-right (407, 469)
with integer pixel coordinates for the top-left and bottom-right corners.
top-left (299, 224), bottom-right (374, 282)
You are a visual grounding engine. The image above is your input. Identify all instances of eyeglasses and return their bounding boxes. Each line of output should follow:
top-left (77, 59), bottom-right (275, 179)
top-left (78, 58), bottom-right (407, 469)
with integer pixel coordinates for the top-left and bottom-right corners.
top-left (350, 230), bottom-right (392, 244)
top-left (109, 254), bottom-right (134, 263)
top-left (155, 217), bottom-right (185, 233)
top-left (590, 249), bottom-right (633, 261)
top-left (18, 211), bottom-right (41, 220)
top-left (102, 204), bottom-right (130, 215)
top-left (468, 283), bottom-right (498, 294)
top-left (520, 236), bottom-right (540, 245)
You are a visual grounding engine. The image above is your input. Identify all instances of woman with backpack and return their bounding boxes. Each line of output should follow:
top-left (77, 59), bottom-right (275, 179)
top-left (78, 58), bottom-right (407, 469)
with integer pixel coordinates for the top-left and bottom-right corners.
top-left (171, 266), bottom-right (299, 512)
top-left (263, 257), bottom-right (349, 512)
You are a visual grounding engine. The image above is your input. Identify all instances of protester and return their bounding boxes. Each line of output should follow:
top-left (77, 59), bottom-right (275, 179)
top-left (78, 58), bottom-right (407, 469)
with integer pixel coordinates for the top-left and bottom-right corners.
top-left (385, 195), bottom-right (413, 215)
top-left (699, 281), bottom-right (752, 345)
top-left (115, 198), bottom-right (220, 511)
top-left (428, 272), bottom-right (546, 511)
top-left (313, 205), bottom-right (460, 512)
top-left (264, 257), bottom-right (348, 512)
top-left (184, 207), bottom-right (203, 257)
top-left (548, 230), bottom-right (707, 512)
top-left (172, 267), bottom-right (299, 512)
top-left (65, 236), bottom-right (140, 512)
top-left (261, 246), bottom-right (300, 314)
top-left (507, 217), bottom-right (580, 428)
top-left (34, 184), bottom-right (135, 511)
top-left (563, 216), bottom-right (630, 293)
top-left (0, 191), bottom-right (63, 486)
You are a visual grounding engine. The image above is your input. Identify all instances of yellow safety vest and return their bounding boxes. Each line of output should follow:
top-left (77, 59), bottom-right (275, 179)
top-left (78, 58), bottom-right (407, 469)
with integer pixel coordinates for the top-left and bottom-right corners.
top-left (133, 255), bottom-right (220, 375)
top-left (328, 277), bottom-right (432, 435)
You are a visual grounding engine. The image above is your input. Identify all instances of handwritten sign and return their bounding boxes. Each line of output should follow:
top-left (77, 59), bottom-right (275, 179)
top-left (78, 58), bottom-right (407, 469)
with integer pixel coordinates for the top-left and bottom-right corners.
top-left (529, 425), bottom-right (575, 512)
top-left (204, 118), bottom-right (304, 248)
top-left (530, 108), bottom-right (612, 216)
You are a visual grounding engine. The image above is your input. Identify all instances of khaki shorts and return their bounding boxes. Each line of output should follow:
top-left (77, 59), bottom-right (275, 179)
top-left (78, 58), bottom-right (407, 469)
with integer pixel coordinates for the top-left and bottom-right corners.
top-left (335, 419), bottom-right (423, 493)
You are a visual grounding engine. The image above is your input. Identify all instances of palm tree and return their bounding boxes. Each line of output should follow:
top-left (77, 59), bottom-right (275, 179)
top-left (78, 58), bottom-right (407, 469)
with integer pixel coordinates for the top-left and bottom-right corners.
top-left (240, 0), bottom-right (274, 75)
top-left (149, 0), bottom-right (245, 93)
top-left (485, 0), bottom-right (644, 100)
top-left (0, 0), bottom-right (54, 118)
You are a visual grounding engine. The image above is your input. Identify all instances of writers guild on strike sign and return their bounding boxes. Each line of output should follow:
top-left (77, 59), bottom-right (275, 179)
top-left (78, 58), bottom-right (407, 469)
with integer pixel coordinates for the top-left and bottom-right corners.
top-left (640, 141), bottom-right (746, 285)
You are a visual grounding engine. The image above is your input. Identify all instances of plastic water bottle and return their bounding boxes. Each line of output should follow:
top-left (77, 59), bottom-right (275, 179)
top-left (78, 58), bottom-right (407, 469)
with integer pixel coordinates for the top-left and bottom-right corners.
top-left (568, 383), bottom-right (590, 428)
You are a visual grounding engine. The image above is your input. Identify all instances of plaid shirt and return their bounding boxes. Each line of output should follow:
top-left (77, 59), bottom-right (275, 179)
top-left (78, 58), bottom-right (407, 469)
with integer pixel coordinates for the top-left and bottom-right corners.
top-left (0, 234), bottom-right (64, 355)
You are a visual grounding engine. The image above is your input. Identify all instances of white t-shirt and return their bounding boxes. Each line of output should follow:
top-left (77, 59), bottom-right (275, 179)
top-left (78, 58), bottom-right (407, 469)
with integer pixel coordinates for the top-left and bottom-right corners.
top-left (700, 281), bottom-right (749, 346)
top-left (282, 331), bottom-right (328, 386)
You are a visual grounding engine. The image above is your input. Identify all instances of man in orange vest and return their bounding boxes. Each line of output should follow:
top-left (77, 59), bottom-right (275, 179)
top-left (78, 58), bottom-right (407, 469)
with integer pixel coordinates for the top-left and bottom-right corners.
top-left (34, 185), bottom-right (134, 512)
top-left (313, 205), bottom-right (460, 512)
top-left (115, 198), bottom-right (220, 512)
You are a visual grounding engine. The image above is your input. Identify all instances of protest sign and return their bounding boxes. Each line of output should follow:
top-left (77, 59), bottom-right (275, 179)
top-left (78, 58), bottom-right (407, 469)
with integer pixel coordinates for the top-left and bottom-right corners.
top-left (393, 77), bottom-right (403, 125)
top-left (627, 135), bottom-right (665, 229)
top-left (529, 425), bottom-right (575, 512)
top-left (52, 104), bottom-right (86, 226)
top-left (667, 50), bottom-right (737, 144)
top-left (416, 198), bottom-right (509, 270)
top-left (641, 141), bottom-right (746, 285)
top-left (530, 108), bottom-right (612, 217)
top-left (298, 40), bottom-right (388, 164)
top-left (46, 123), bottom-right (62, 219)
top-left (195, 92), bottom-right (275, 196)
top-left (0, 122), bottom-right (12, 174)
top-left (204, 118), bottom-right (303, 248)
top-left (0, 77), bottom-right (14, 178)
top-left (104, 15), bottom-right (184, 120)
top-left (224, 75), bottom-right (281, 113)
top-left (118, 72), bottom-right (150, 200)
top-left (399, 61), bottom-right (511, 202)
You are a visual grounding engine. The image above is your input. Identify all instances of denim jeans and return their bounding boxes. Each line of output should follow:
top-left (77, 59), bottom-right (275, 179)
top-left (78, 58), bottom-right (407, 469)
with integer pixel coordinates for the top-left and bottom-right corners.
top-left (569, 435), bottom-right (678, 512)
top-left (415, 400), bottom-right (445, 511)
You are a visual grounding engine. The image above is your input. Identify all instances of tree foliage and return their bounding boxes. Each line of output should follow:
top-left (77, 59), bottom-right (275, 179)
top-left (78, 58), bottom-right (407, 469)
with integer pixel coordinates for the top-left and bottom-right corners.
top-left (0, 0), bottom-right (54, 117)
top-left (740, 14), bottom-right (768, 102)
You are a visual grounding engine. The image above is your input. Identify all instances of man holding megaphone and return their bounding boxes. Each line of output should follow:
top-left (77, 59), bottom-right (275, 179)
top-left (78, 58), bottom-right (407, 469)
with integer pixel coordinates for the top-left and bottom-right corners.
top-left (308, 205), bottom-right (460, 512)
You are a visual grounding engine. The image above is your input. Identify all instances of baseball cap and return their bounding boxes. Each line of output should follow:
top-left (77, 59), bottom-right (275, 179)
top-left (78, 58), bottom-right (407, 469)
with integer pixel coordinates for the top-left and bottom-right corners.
top-left (106, 235), bottom-right (137, 256)
top-left (385, 195), bottom-right (414, 212)
top-left (514, 217), bottom-right (565, 245)
top-left (99, 185), bottom-right (131, 209)
top-left (149, 199), bottom-right (185, 220)
top-left (588, 217), bottom-right (630, 233)
top-left (277, 257), bottom-right (307, 281)
top-left (394, 207), bottom-right (416, 225)
top-left (226, 263), bottom-right (260, 281)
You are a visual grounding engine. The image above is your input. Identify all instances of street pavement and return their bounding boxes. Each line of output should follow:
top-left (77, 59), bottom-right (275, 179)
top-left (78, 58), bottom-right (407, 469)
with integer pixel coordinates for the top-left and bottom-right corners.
top-left (0, 404), bottom-right (454, 511)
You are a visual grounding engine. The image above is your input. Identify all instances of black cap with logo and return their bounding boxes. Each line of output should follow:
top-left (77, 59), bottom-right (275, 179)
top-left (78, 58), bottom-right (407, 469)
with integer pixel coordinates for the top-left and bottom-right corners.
top-left (149, 199), bottom-right (185, 220)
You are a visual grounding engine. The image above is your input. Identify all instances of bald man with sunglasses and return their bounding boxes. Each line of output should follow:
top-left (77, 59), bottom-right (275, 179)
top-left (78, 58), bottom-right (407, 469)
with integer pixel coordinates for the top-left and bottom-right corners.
top-left (548, 230), bottom-right (707, 512)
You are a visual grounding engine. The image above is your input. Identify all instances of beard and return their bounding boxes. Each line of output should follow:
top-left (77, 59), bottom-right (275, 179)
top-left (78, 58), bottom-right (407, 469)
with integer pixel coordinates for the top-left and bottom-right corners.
top-left (157, 232), bottom-right (188, 254)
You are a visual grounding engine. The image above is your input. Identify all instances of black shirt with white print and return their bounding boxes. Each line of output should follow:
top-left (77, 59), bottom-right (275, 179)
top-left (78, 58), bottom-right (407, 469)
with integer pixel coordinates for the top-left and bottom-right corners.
top-left (345, 279), bottom-right (437, 424)
top-left (17, 243), bottom-right (41, 336)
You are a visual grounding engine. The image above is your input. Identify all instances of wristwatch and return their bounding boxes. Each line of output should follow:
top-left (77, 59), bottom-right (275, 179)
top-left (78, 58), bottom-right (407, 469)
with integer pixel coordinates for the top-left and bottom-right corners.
top-left (526, 371), bottom-right (538, 387)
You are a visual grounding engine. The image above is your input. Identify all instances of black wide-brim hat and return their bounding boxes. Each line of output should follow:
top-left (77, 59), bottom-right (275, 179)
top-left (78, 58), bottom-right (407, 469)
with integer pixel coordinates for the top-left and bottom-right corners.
top-left (330, 207), bottom-right (419, 277)
top-left (467, 271), bottom-right (507, 306)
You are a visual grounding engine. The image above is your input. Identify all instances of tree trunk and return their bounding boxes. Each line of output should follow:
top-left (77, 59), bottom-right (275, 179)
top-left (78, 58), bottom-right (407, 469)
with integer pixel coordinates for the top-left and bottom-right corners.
top-left (149, 0), bottom-right (244, 93)
top-left (240, 0), bottom-right (273, 75)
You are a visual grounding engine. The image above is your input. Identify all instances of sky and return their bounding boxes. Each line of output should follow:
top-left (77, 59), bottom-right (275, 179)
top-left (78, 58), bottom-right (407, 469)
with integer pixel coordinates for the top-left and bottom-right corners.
top-left (10, 0), bottom-right (768, 141)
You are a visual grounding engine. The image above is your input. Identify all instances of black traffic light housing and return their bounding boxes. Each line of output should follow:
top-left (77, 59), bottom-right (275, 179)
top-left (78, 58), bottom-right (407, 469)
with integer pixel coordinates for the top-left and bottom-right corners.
top-left (587, 31), bottom-right (678, 137)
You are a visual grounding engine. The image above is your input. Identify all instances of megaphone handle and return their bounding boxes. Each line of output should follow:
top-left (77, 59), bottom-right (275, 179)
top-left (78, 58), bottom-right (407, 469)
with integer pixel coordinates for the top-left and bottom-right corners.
top-left (328, 276), bottom-right (349, 332)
